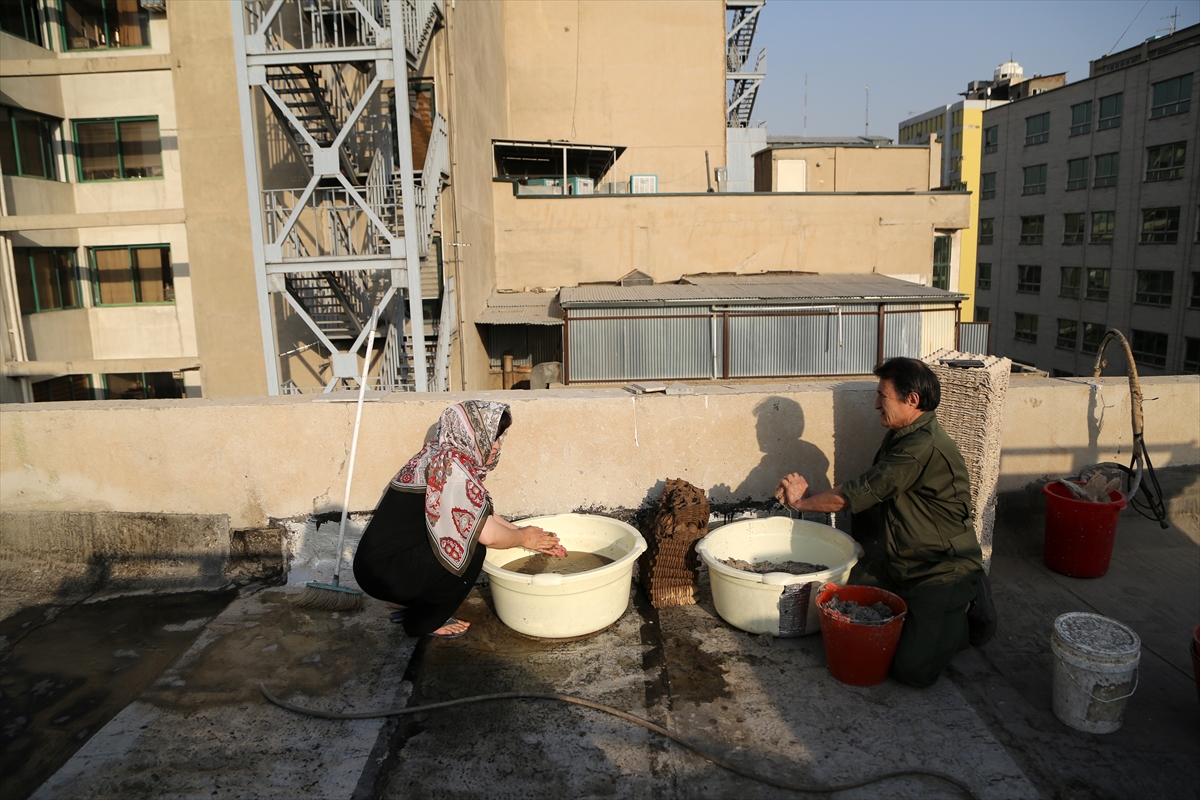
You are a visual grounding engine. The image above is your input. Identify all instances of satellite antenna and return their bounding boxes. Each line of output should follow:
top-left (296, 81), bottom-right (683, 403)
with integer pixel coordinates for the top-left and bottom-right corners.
top-left (864, 85), bottom-right (869, 136)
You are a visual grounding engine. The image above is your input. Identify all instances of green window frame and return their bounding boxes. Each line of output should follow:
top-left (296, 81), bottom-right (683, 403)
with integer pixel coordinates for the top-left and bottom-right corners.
top-left (978, 217), bottom-right (994, 245)
top-left (1091, 211), bottom-right (1115, 243)
top-left (1019, 215), bottom-right (1044, 244)
top-left (1064, 214), bottom-right (1085, 244)
top-left (0, 0), bottom-right (44, 46)
top-left (932, 235), bottom-right (951, 290)
top-left (1086, 268), bottom-right (1111, 301)
top-left (1183, 337), bottom-right (1200, 374)
top-left (103, 371), bottom-right (184, 401)
top-left (1022, 164), bottom-right (1047, 194)
top-left (1146, 141), bottom-right (1186, 181)
top-left (980, 172), bottom-right (996, 200)
top-left (1094, 153), bottom-right (1119, 187)
top-left (1097, 93), bottom-right (1122, 129)
top-left (60, 0), bottom-right (151, 51)
top-left (1025, 112), bottom-right (1049, 145)
top-left (1066, 158), bottom-right (1088, 190)
top-left (13, 247), bottom-right (80, 314)
top-left (1140, 207), bottom-right (1180, 244)
top-left (1017, 265), bottom-right (1042, 293)
top-left (976, 262), bottom-right (992, 291)
top-left (0, 105), bottom-right (59, 180)
top-left (74, 116), bottom-right (163, 182)
top-left (1056, 319), bottom-right (1078, 350)
top-left (1130, 330), bottom-right (1167, 369)
top-left (1014, 313), bottom-right (1038, 343)
top-left (1070, 101), bottom-right (1092, 135)
top-left (983, 126), bottom-right (998, 154)
top-left (1060, 267), bottom-right (1081, 298)
top-left (1150, 74), bottom-right (1192, 118)
top-left (1135, 270), bottom-right (1174, 306)
top-left (89, 245), bottom-right (174, 306)
top-left (32, 375), bottom-right (94, 403)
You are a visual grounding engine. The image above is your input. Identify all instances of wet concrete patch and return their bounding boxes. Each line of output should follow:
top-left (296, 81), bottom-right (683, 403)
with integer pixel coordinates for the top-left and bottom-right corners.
top-left (0, 590), bottom-right (236, 800)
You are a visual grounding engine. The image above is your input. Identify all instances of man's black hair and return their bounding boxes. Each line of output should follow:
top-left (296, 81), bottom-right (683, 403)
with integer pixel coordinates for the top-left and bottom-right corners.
top-left (873, 357), bottom-right (941, 411)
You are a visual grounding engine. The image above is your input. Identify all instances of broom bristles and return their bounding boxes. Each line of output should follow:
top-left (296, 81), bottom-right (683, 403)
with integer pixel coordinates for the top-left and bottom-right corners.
top-left (292, 582), bottom-right (364, 611)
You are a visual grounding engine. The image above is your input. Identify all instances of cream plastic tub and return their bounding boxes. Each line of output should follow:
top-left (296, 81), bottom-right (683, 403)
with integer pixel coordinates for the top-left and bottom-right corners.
top-left (696, 516), bottom-right (861, 637)
top-left (483, 513), bottom-right (647, 639)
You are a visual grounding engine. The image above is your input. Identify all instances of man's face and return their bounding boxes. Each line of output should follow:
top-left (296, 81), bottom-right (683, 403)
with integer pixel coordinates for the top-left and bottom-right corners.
top-left (874, 378), bottom-right (921, 430)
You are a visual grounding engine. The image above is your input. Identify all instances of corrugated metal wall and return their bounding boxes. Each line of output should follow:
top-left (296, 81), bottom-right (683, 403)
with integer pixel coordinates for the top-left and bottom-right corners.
top-left (958, 322), bottom-right (991, 355)
top-left (568, 306), bottom-right (714, 382)
top-left (881, 304), bottom-right (957, 361)
top-left (486, 325), bottom-right (562, 369)
top-left (727, 308), bottom-right (878, 377)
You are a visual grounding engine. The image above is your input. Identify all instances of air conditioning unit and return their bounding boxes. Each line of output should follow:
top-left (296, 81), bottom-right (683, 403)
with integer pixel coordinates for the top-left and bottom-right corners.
top-left (630, 174), bottom-right (657, 194)
top-left (567, 177), bottom-right (593, 195)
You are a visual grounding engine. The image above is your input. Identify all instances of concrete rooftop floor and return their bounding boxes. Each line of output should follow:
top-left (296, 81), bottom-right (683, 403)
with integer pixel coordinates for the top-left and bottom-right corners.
top-left (3, 467), bottom-right (1198, 800)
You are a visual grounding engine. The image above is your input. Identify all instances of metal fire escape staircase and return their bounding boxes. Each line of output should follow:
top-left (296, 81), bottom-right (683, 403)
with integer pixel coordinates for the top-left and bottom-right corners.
top-left (726, 0), bottom-right (766, 128)
top-left (234, 0), bottom-right (451, 393)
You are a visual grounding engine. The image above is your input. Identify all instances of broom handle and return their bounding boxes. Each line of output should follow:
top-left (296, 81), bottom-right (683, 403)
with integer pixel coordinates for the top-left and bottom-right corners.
top-left (332, 320), bottom-right (378, 585)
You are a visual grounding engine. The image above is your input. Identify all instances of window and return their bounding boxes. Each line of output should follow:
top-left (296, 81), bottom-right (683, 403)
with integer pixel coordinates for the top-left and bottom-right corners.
top-left (1150, 74), bottom-right (1193, 118)
top-left (976, 262), bottom-right (992, 291)
top-left (1140, 207), bottom-right (1180, 244)
top-left (13, 248), bottom-right (79, 314)
top-left (1064, 213), bottom-right (1085, 244)
top-left (90, 245), bottom-right (174, 305)
top-left (1025, 112), bottom-right (1049, 145)
top-left (1191, 272), bottom-right (1200, 308)
top-left (61, 0), bottom-right (150, 50)
top-left (1146, 142), bottom-right (1186, 181)
top-left (978, 218), bottom-right (994, 245)
top-left (953, 109), bottom-right (963, 127)
top-left (981, 172), bottom-right (996, 200)
top-left (1015, 313), bottom-right (1038, 343)
top-left (1023, 164), bottom-right (1047, 194)
top-left (1094, 153), bottom-right (1119, 187)
top-left (1020, 215), bottom-right (1044, 244)
top-left (0, 0), bottom-right (44, 46)
top-left (950, 156), bottom-right (963, 174)
top-left (983, 126), bottom-right (998, 154)
top-left (1060, 266), bottom-right (1081, 298)
top-left (1086, 268), bottom-right (1111, 300)
top-left (1017, 265), bottom-right (1042, 293)
top-left (1098, 93), bottom-right (1122, 129)
top-left (932, 235), bottom-right (951, 290)
top-left (1091, 211), bottom-right (1115, 243)
top-left (104, 372), bottom-right (184, 400)
top-left (975, 306), bottom-right (989, 323)
top-left (1057, 319), bottom-right (1078, 350)
top-left (32, 376), bottom-right (93, 403)
top-left (75, 117), bottom-right (162, 181)
top-left (1135, 270), bottom-right (1174, 306)
top-left (1070, 101), bottom-right (1092, 135)
top-left (1184, 338), bottom-right (1200, 374)
top-left (1081, 322), bottom-right (1106, 354)
top-left (1066, 158), bottom-right (1088, 190)
top-left (0, 105), bottom-right (58, 180)
top-left (1052, 369), bottom-right (1075, 378)
top-left (1130, 330), bottom-right (1168, 368)
top-left (951, 132), bottom-right (963, 151)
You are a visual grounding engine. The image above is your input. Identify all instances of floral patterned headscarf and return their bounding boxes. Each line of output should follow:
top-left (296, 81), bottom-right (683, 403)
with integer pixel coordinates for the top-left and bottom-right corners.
top-left (392, 401), bottom-right (510, 575)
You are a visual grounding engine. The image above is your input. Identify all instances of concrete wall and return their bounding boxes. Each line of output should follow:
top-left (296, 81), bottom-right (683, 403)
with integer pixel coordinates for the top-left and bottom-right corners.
top-left (2, 376), bottom-right (1195, 531)
top-left (757, 144), bottom-right (940, 193)
top-left (502, 0), bottom-right (727, 194)
top-left (491, 187), bottom-right (971, 287)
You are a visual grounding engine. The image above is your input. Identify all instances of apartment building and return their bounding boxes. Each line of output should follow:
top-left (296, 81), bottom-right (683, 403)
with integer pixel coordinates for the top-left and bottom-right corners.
top-left (974, 25), bottom-right (1199, 376)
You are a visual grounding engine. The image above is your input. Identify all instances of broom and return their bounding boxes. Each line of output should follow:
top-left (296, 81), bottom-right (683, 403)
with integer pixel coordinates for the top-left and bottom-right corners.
top-left (293, 315), bottom-right (380, 611)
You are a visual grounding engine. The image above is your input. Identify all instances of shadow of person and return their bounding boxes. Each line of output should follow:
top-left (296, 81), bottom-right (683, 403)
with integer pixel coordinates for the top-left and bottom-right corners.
top-left (729, 396), bottom-right (831, 503)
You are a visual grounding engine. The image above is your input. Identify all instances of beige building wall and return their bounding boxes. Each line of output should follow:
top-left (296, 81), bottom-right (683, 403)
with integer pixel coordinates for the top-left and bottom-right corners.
top-left (755, 141), bottom-right (942, 193)
top-left (503, 0), bottom-right (727, 194)
top-left (492, 187), bottom-right (970, 287)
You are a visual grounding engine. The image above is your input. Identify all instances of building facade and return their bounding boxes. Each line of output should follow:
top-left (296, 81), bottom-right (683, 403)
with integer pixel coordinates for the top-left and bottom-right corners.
top-left (974, 26), bottom-right (1199, 376)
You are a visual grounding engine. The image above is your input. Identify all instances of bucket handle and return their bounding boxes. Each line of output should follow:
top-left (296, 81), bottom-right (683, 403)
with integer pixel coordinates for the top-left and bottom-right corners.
top-left (1063, 664), bottom-right (1138, 703)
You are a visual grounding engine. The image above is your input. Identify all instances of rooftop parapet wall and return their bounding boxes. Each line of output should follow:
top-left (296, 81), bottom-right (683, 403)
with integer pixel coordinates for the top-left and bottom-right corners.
top-left (1, 377), bottom-right (1196, 530)
top-left (491, 187), bottom-right (971, 289)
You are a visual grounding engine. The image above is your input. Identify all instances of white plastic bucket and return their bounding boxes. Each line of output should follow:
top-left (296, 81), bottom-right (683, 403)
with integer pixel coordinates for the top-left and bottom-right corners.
top-left (695, 517), bottom-right (861, 637)
top-left (483, 513), bottom-right (646, 639)
top-left (1051, 612), bottom-right (1141, 734)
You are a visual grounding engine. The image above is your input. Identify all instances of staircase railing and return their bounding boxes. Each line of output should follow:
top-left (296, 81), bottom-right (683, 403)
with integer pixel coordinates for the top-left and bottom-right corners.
top-left (245, 0), bottom-right (389, 52)
top-left (415, 113), bottom-right (448, 257)
top-left (402, 0), bottom-right (442, 65)
top-left (263, 186), bottom-right (399, 259)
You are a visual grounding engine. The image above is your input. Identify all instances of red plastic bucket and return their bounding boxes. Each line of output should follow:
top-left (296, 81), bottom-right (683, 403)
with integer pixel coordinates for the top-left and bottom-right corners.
top-left (1042, 481), bottom-right (1127, 578)
top-left (816, 584), bottom-right (908, 687)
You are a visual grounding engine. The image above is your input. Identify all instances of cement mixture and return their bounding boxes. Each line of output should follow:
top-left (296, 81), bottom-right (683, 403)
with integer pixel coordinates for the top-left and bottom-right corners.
top-left (822, 599), bottom-right (896, 625)
top-left (504, 551), bottom-right (614, 576)
top-left (721, 558), bottom-right (828, 575)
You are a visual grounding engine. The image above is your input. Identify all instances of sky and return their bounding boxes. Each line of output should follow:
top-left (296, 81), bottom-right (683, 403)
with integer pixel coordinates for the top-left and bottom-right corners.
top-left (748, 0), bottom-right (1200, 138)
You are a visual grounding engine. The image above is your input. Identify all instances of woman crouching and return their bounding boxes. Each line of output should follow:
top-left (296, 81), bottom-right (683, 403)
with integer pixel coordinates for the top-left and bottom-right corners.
top-left (353, 400), bottom-right (564, 638)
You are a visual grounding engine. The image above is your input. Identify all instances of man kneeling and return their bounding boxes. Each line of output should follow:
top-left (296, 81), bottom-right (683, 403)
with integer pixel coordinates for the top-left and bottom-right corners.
top-left (776, 357), bottom-right (991, 688)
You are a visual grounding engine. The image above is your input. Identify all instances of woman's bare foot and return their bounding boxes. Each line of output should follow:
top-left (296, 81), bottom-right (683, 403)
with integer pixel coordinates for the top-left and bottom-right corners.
top-left (386, 602), bottom-right (407, 610)
top-left (432, 618), bottom-right (470, 636)
top-left (519, 525), bottom-right (567, 557)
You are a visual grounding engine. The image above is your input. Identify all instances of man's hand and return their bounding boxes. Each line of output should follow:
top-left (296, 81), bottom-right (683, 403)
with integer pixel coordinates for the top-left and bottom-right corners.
top-left (775, 473), bottom-right (811, 510)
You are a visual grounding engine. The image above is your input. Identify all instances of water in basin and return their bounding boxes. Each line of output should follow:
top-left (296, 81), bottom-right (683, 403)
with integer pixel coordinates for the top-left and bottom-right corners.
top-left (503, 551), bottom-right (614, 576)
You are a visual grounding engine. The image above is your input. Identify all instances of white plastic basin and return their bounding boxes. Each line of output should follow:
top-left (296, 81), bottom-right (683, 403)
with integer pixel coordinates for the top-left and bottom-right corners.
top-left (696, 517), bottom-right (861, 637)
top-left (483, 513), bottom-right (647, 639)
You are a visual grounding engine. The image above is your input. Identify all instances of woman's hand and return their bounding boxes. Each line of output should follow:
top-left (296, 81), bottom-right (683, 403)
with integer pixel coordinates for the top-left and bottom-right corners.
top-left (518, 525), bottom-right (567, 557)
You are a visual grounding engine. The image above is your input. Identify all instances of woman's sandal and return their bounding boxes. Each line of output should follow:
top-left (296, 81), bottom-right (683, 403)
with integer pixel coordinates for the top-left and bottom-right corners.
top-left (389, 610), bottom-right (406, 624)
top-left (429, 617), bottom-right (469, 639)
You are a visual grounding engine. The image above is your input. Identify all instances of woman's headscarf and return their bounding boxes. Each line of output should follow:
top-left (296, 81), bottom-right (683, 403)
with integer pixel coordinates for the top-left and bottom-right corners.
top-left (391, 401), bottom-right (510, 575)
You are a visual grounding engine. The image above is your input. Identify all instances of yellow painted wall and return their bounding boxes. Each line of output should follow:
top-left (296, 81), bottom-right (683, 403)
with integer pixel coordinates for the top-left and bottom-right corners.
top-left (957, 107), bottom-right (983, 321)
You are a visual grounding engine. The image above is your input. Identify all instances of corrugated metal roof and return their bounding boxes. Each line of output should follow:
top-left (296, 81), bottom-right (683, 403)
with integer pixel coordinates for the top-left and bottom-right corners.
top-left (559, 274), bottom-right (964, 307)
top-left (476, 292), bottom-right (564, 326)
